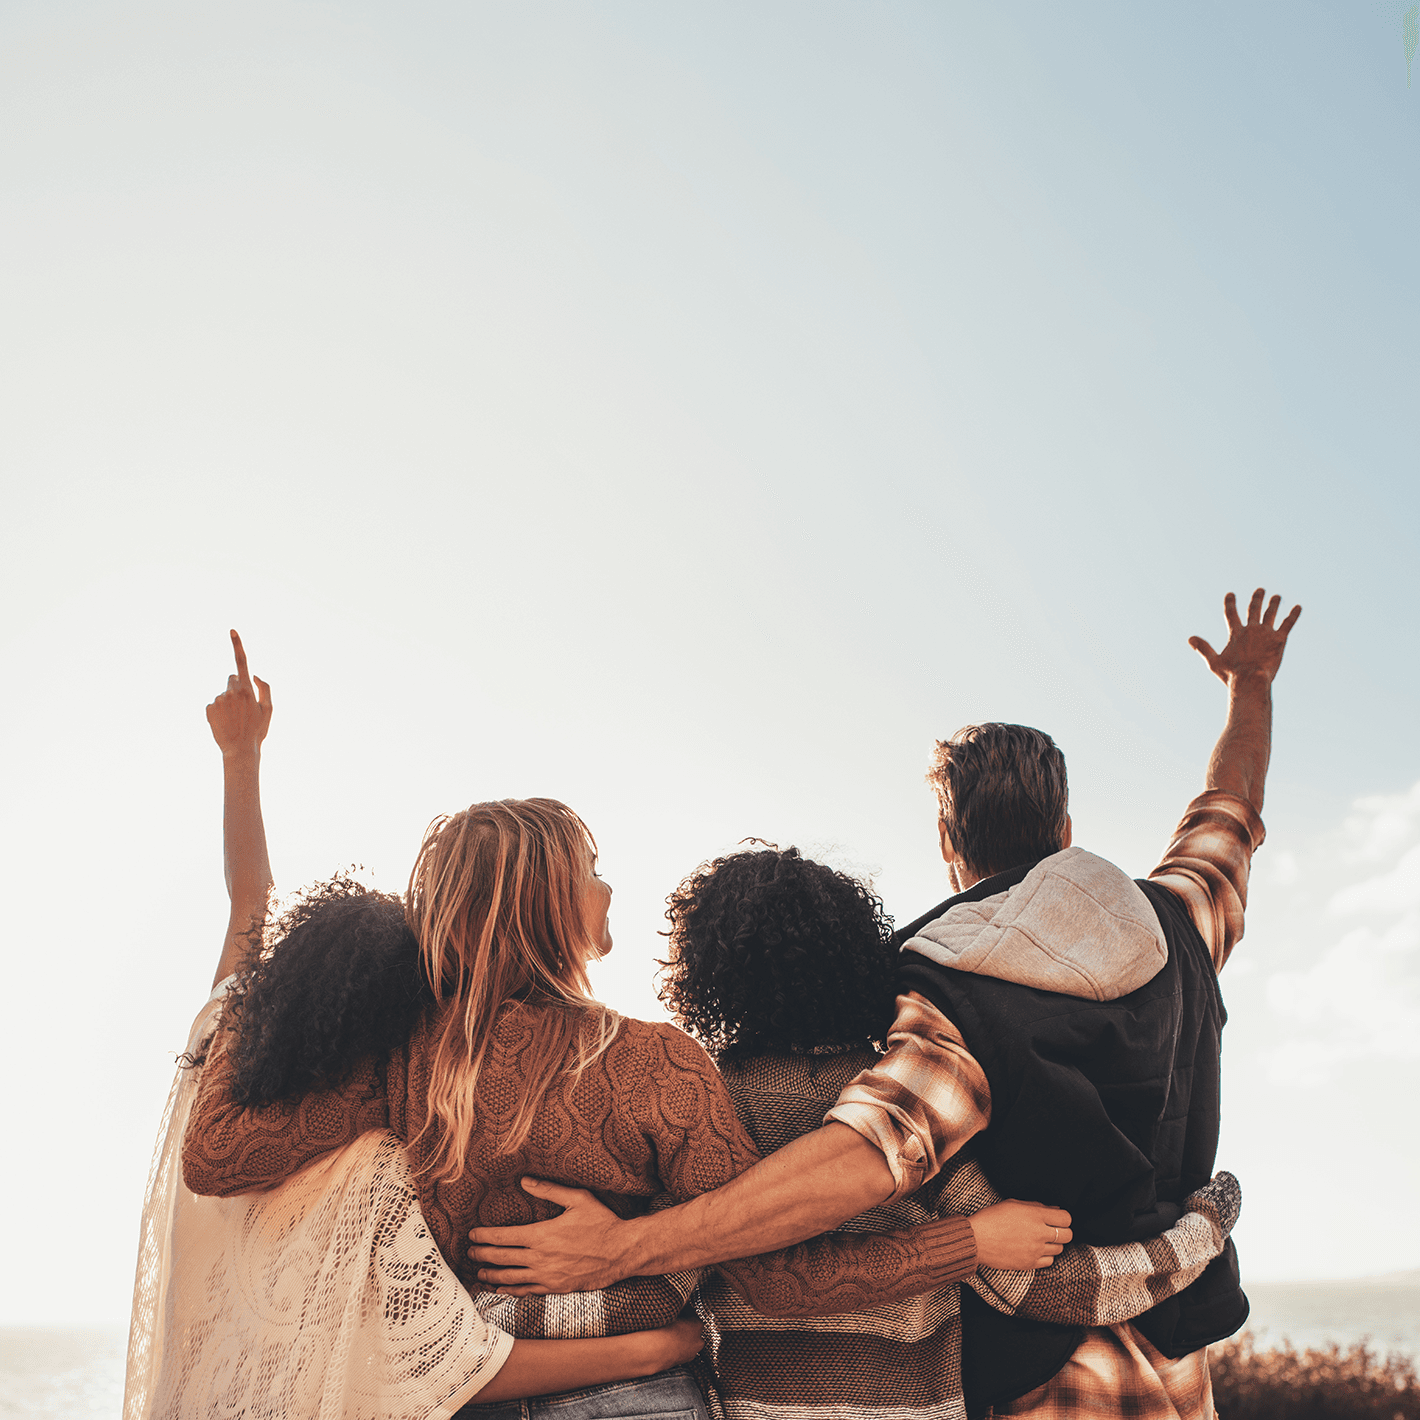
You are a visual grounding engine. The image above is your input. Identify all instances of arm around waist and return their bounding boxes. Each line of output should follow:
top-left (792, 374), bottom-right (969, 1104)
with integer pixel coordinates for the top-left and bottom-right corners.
top-left (717, 1211), bottom-right (977, 1318)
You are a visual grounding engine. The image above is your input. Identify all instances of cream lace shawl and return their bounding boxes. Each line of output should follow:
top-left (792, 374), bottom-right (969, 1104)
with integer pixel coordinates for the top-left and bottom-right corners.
top-left (124, 985), bottom-right (514, 1420)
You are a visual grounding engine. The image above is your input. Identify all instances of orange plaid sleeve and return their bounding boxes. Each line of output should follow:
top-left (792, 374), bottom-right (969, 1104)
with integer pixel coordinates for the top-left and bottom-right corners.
top-left (1148, 790), bottom-right (1265, 972)
top-left (825, 992), bottom-right (991, 1200)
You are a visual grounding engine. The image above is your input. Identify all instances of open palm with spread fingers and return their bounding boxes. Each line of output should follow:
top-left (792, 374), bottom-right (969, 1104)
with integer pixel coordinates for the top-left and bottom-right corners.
top-left (1188, 588), bottom-right (1300, 688)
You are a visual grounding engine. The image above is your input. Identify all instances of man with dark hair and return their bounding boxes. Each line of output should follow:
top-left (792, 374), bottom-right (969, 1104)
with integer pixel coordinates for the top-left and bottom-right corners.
top-left (469, 588), bottom-right (1300, 1420)
top-left (927, 723), bottom-right (1072, 886)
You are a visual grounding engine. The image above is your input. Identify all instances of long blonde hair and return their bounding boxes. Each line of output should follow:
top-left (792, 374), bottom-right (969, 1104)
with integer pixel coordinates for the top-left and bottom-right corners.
top-left (406, 797), bottom-right (620, 1179)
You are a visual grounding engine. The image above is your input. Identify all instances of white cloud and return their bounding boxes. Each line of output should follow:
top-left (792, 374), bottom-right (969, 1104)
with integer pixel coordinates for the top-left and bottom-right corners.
top-left (1329, 842), bottom-right (1420, 919)
top-left (1267, 849), bottom-right (1301, 886)
top-left (1339, 781), bottom-right (1420, 864)
top-left (1263, 783), bottom-right (1420, 1084)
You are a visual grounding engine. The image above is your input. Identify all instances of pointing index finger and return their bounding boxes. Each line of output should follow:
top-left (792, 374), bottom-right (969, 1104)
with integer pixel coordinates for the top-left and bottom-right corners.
top-left (231, 629), bottom-right (252, 688)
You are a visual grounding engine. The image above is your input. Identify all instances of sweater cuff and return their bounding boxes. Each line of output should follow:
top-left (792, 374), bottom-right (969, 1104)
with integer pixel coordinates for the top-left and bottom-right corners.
top-left (910, 1214), bottom-right (978, 1286)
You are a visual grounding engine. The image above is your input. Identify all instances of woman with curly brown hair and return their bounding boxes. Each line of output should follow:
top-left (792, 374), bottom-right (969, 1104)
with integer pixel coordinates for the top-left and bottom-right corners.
top-left (659, 845), bottom-right (1249, 1420)
top-left (179, 635), bottom-right (1065, 1420)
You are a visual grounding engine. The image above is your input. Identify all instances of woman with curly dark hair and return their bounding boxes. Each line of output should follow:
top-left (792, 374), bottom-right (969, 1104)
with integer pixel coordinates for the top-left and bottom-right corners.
top-left (660, 845), bottom-right (1249, 1420)
top-left (179, 635), bottom-right (1066, 1420)
top-left (659, 843), bottom-right (899, 1066)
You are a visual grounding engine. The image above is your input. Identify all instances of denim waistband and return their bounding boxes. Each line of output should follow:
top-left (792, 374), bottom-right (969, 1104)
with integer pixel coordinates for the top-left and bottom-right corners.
top-left (457, 1364), bottom-right (708, 1420)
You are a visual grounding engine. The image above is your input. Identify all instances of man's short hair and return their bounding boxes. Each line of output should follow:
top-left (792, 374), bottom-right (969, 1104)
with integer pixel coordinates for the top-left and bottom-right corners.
top-left (927, 723), bottom-right (1069, 881)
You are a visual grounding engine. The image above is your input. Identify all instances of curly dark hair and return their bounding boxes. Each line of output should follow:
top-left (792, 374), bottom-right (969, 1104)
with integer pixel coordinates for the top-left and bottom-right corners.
top-left (659, 845), bottom-right (898, 1063)
top-left (205, 873), bottom-right (435, 1106)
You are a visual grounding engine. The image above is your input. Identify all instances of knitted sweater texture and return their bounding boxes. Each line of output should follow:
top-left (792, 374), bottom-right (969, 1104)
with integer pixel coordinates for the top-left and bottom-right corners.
top-left (182, 1001), bottom-right (974, 1340)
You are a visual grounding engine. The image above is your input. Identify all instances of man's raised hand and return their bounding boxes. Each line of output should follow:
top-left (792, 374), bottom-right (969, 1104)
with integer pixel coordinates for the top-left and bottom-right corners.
top-left (206, 629), bottom-right (273, 758)
top-left (1188, 589), bottom-right (1300, 688)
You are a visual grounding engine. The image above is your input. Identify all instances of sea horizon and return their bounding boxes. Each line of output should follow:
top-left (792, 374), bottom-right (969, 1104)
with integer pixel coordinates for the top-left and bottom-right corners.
top-left (4, 1269), bottom-right (1416, 1418)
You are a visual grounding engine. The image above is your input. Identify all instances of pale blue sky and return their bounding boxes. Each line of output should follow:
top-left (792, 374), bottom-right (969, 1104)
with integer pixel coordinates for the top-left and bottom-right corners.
top-left (2, 1), bottom-right (1416, 1323)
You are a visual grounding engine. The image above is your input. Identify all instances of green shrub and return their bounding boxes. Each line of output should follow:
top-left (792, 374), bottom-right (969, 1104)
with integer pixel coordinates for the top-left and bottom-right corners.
top-left (1212, 1331), bottom-right (1419, 1420)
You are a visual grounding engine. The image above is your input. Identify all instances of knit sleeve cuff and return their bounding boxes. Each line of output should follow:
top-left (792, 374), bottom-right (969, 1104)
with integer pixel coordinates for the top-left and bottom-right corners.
top-left (909, 1213), bottom-right (978, 1286)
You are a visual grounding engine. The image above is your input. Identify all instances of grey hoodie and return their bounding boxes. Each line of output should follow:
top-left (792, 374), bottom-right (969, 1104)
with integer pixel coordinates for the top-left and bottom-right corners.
top-left (900, 846), bottom-right (1167, 1002)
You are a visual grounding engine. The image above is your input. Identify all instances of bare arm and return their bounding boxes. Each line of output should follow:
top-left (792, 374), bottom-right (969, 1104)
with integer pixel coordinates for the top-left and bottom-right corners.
top-left (207, 630), bottom-right (274, 987)
top-left (1189, 588), bottom-right (1300, 815)
top-left (476, 1321), bottom-right (705, 1402)
top-left (471, 1123), bottom-right (896, 1294)
top-left (489, 1181), bottom-right (1064, 1318)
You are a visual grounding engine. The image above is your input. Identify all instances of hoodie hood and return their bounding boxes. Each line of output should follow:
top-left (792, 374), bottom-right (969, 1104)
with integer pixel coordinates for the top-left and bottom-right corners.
top-left (901, 846), bottom-right (1167, 1001)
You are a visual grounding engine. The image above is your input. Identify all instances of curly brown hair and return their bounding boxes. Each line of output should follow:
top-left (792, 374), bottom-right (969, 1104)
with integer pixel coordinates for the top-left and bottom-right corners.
top-left (205, 873), bottom-right (434, 1105)
top-left (658, 845), bottom-right (898, 1063)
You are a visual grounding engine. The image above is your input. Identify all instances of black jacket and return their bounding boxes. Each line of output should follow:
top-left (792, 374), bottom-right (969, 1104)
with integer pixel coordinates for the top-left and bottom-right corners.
top-left (895, 863), bottom-right (1248, 1413)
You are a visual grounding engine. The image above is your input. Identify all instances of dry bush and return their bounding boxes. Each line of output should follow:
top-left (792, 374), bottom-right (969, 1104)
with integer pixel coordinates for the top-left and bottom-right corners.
top-left (1212, 1330), bottom-right (1420, 1420)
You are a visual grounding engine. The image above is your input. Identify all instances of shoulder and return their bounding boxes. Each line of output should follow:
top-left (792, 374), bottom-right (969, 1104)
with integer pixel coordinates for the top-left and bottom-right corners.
top-left (618, 1016), bottom-right (716, 1069)
top-left (723, 1048), bottom-right (881, 1102)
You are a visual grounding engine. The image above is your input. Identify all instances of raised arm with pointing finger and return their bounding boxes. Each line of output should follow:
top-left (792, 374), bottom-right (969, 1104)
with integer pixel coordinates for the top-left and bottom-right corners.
top-left (205, 630), bottom-right (274, 988)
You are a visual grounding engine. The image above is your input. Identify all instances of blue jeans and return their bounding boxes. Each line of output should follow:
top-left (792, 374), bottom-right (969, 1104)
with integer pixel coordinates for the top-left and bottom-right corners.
top-left (458, 1366), bottom-right (709, 1420)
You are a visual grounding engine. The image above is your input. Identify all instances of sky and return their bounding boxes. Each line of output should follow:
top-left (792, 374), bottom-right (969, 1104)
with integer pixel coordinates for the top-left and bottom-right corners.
top-left (1, 0), bottom-right (1416, 1326)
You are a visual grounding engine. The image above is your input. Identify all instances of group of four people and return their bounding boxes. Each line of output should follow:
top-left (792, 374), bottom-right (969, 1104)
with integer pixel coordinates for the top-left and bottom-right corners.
top-left (125, 587), bottom-right (1299, 1420)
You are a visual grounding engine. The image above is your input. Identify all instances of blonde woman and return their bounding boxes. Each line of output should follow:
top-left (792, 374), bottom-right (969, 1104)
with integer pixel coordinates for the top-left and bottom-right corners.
top-left (128, 632), bottom-right (706, 1419)
top-left (182, 634), bottom-right (1065, 1419)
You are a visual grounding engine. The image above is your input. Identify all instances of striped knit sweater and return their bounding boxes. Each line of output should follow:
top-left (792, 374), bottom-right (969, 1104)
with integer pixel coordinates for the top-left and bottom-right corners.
top-left (701, 1049), bottom-right (1241, 1420)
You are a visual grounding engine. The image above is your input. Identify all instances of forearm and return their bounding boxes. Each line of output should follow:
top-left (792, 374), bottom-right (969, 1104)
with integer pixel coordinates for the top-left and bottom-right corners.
top-left (215, 748), bottom-right (274, 986)
top-left (970, 1173), bottom-right (1241, 1327)
top-left (1204, 673), bottom-right (1273, 813)
top-left (612, 1124), bottom-right (895, 1280)
top-left (718, 1212), bottom-right (975, 1318)
top-left (475, 1331), bottom-right (684, 1402)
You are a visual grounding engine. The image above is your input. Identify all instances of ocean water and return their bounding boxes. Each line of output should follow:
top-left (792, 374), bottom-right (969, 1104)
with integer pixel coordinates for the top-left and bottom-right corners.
top-left (1242, 1273), bottom-right (1420, 1362)
top-left (0, 1328), bottom-right (126, 1419)
top-left (4, 1278), bottom-right (1417, 1416)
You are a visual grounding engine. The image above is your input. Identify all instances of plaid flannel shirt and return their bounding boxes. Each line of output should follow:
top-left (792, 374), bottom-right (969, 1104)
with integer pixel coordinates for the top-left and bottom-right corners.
top-left (825, 790), bottom-right (1264, 1420)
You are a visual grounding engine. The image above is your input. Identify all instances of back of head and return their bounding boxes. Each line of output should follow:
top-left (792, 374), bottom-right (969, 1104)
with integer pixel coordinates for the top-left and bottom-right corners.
top-left (406, 797), bottom-right (602, 1010)
top-left (221, 875), bottom-right (432, 1106)
top-left (405, 797), bottom-right (618, 1175)
top-left (927, 723), bottom-right (1069, 881)
top-left (660, 845), bottom-right (897, 1063)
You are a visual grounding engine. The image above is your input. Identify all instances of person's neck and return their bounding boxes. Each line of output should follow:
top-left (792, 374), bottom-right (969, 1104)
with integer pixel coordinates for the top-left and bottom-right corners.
top-left (949, 864), bottom-right (983, 893)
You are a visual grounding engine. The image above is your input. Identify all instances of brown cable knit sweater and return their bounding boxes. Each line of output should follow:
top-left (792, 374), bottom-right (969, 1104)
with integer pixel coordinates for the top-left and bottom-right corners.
top-left (183, 1000), bottom-right (978, 1339)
